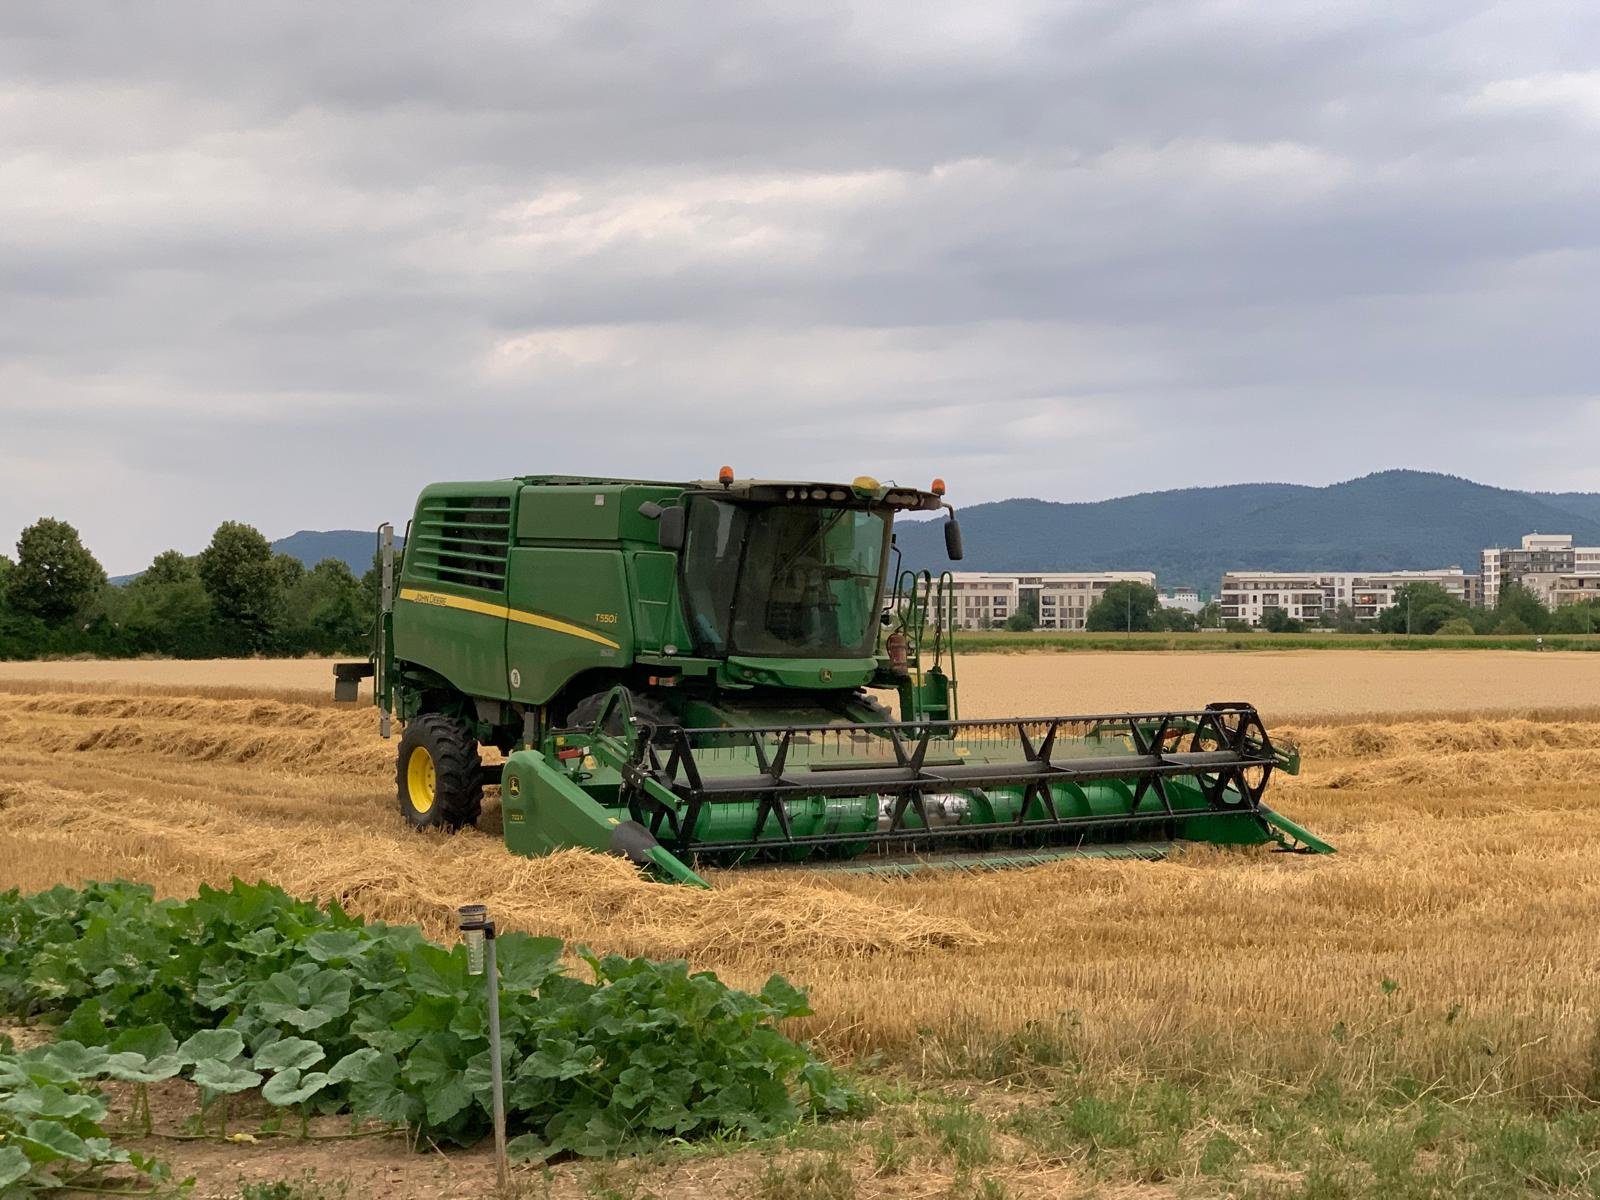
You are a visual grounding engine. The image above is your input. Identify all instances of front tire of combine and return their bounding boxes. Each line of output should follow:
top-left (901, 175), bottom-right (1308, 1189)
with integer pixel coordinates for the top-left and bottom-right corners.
top-left (396, 715), bottom-right (483, 831)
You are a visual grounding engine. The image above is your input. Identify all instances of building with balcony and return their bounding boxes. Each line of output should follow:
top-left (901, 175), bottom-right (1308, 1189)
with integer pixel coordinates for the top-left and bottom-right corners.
top-left (1219, 568), bottom-right (1471, 627)
top-left (946, 572), bottom-right (1158, 631)
top-left (1481, 534), bottom-right (1600, 608)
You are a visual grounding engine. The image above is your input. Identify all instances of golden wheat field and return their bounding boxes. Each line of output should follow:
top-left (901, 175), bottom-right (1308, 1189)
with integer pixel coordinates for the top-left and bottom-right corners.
top-left (2, 654), bottom-right (1598, 1197)
top-left (3, 647), bottom-right (1597, 718)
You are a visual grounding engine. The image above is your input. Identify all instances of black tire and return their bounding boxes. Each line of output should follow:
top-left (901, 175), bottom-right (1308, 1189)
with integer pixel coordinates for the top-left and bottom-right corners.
top-left (396, 714), bottom-right (483, 831)
top-left (565, 688), bottom-right (673, 738)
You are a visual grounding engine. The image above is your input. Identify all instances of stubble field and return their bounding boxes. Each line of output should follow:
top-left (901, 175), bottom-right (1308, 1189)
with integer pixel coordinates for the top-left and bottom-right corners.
top-left (2, 653), bottom-right (1598, 1198)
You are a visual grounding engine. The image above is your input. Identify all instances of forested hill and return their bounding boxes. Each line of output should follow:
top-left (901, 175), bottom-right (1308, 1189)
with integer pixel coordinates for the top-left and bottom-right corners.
top-left (892, 471), bottom-right (1600, 589)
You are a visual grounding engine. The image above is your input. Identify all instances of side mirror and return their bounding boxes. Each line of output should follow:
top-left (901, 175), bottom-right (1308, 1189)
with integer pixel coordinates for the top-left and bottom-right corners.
top-left (658, 506), bottom-right (686, 550)
top-left (944, 517), bottom-right (964, 562)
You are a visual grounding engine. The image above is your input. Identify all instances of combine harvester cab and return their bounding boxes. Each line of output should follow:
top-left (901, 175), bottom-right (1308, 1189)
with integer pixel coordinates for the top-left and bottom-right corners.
top-left (339, 471), bottom-right (1333, 886)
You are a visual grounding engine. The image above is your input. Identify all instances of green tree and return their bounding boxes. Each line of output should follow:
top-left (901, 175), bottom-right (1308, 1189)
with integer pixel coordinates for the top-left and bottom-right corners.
top-left (1085, 581), bottom-right (1160, 633)
top-left (198, 522), bottom-right (282, 653)
top-left (1328, 603), bottom-right (1362, 633)
top-left (1376, 583), bottom-right (1467, 635)
top-left (1154, 606), bottom-right (1199, 632)
top-left (284, 559), bottom-right (368, 655)
top-left (0, 553), bottom-right (13, 609)
top-left (274, 552), bottom-right (306, 592)
top-left (9, 518), bottom-right (106, 620)
top-left (134, 549), bottom-right (199, 589)
top-left (1003, 609), bottom-right (1037, 633)
top-left (1496, 612), bottom-right (1531, 635)
top-left (1262, 607), bottom-right (1304, 634)
top-left (1434, 617), bottom-right (1476, 636)
top-left (1550, 601), bottom-right (1600, 634)
top-left (1197, 601), bottom-right (1222, 630)
top-left (1496, 583), bottom-right (1550, 634)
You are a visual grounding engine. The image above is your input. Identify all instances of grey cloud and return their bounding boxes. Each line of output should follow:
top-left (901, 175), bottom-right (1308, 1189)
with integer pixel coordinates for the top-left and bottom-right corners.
top-left (1, 0), bottom-right (1598, 572)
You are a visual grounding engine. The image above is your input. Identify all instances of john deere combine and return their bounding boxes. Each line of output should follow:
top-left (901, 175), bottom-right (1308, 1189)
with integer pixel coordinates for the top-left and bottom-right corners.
top-left (336, 472), bottom-right (1330, 886)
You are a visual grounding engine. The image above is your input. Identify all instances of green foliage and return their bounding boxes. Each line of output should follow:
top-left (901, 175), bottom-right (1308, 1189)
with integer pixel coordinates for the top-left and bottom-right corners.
top-left (1001, 610), bottom-right (1036, 633)
top-left (1375, 583), bottom-right (1469, 635)
top-left (137, 549), bottom-right (200, 589)
top-left (233, 1173), bottom-right (351, 1200)
top-left (198, 522), bottom-right (284, 653)
top-left (282, 560), bottom-right (368, 655)
top-left (9, 518), bottom-right (105, 621)
top-left (1495, 583), bottom-right (1551, 634)
top-left (1434, 617), bottom-right (1476, 636)
top-left (1085, 582), bottom-right (1159, 633)
top-left (0, 880), bottom-right (855, 1170)
top-left (1549, 600), bottom-right (1600, 634)
top-left (0, 1037), bottom-right (183, 1196)
top-left (1261, 607), bottom-right (1304, 634)
top-left (0, 520), bottom-right (375, 661)
top-left (1152, 607), bottom-right (1199, 633)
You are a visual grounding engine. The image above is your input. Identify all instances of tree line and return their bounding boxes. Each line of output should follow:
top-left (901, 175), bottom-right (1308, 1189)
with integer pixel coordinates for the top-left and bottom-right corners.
top-left (0, 518), bottom-right (376, 660)
top-left (1040, 579), bottom-right (1597, 636)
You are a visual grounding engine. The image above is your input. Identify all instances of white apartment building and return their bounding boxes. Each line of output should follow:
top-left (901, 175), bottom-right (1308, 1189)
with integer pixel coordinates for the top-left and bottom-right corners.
top-left (946, 571), bottom-right (1158, 631)
top-left (1522, 572), bottom-right (1600, 610)
top-left (1481, 534), bottom-right (1600, 608)
top-left (1220, 568), bottom-right (1470, 627)
top-left (1161, 588), bottom-right (1206, 616)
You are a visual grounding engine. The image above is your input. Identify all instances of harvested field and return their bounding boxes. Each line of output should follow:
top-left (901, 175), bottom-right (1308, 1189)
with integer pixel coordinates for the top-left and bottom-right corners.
top-left (3, 647), bottom-right (1598, 718)
top-left (2, 673), bottom-right (1597, 1090)
top-left (2, 665), bottom-right (1598, 1197)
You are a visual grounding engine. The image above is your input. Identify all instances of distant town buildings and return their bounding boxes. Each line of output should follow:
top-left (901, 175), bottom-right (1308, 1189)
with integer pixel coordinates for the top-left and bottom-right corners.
top-left (945, 572), bottom-right (1157, 631)
top-left (942, 530), bottom-right (1600, 634)
top-left (1218, 569), bottom-right (1471, 627)
top-left (1480, 534), bottom-right (1600, 609)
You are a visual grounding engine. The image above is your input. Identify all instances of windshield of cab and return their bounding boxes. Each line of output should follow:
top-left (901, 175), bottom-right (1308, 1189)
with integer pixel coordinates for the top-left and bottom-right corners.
top-left (680, 498), bottom-right (889, 658)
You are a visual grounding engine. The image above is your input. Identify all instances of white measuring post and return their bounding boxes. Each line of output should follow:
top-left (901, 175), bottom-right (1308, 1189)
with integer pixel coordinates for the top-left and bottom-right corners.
top-left (459, 904), bottom-right (508, 1192)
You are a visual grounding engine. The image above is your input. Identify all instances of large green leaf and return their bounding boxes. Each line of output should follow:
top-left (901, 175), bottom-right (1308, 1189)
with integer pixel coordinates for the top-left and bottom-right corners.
top-left (21, 1118), bottom-right (93, 1164)
top-left (253, 1037), bottom-right (325, 1074)
top-left (254, 969), bottom-right (351, 1032)
top-left (189, 1058), bottom-right (263, 1096)
top-left (0, 1144), bottom-right (32, 1188)
top-left (108, 1024), bottom-right (178, 1059)
top-left (0, 1083), bottom-right (105, 1122)
top-left (103, 1050), bottom-right (184, 1084)
top-left (262, 1068), bottom-right (334, 1107)
top-left (178, 1028), bottom-right (245, 1066)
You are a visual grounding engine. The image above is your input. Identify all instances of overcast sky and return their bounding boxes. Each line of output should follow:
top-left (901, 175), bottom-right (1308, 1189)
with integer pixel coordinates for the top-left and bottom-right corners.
top-left (3, 2), bottom-right (1598, 573)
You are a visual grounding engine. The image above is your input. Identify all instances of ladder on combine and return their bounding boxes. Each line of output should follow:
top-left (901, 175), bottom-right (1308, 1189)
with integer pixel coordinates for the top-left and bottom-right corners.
top-left (889, 569), bottom-right (958, 724)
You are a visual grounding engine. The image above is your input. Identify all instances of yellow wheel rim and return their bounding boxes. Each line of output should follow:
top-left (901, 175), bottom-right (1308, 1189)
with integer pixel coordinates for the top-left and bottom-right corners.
top-left (407, 746), bottom-right (436, 815)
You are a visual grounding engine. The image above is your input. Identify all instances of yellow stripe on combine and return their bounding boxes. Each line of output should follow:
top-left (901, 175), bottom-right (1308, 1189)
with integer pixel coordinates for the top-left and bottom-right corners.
top-left (397, 588), bottom-right (622, 650)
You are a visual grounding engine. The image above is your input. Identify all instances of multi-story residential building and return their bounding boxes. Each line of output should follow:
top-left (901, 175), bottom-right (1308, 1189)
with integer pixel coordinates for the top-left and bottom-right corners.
top-left (1160, 588), bottom-right (1206, 616)
top-left (945, 572), bottom-right (1158, 631)
top-left (1220, 568), bottom-right (1470, 627)
top-left (1480, 534), bottom-right (1600, 608)
top-left (1522, 572), bottom-right (1600, 610)
top-left (1218, 573), bottom-right (1328, 625)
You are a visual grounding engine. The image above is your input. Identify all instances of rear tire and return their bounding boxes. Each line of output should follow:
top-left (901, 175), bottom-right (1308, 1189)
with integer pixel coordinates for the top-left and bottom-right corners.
top-left (565, 689), bottom-right (673, 738)
top-left (396, 714), bottom-right (483, 831)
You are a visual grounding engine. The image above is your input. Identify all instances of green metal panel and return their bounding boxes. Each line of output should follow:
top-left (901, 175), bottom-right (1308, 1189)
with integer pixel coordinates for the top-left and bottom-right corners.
top-left (517, 486), bottom-right (626, 542)
top-left (629, 551), bottom-right (681, 653)
top-left (391, 481), bottom-right (518, 701)
top-left (503, 547), bottom-right (634, 705)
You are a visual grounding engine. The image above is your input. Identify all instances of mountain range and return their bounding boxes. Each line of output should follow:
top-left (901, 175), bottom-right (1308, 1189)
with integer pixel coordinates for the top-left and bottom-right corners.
top-left (890, 470), bottom-right (1600, 589)
top-left (122, 471), bottom-right (1600, 592)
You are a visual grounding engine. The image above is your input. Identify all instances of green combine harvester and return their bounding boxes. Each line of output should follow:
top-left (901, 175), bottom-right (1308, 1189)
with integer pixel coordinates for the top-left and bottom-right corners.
top-left (336, 471), bottom-right (1331, 886)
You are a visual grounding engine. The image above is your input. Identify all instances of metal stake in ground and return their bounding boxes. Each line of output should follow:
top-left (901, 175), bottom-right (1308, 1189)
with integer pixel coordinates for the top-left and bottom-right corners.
top-left (459, 904), bottom-right (507, 1192)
